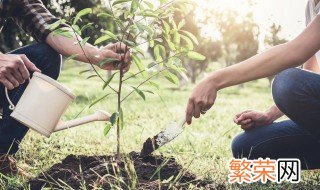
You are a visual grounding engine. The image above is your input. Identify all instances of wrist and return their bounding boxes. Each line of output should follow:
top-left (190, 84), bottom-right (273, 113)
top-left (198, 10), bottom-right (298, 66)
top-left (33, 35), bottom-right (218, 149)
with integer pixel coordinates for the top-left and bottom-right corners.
top-left (208, 70), bottom-right (225, 91)
top-left (84, 46), bottom-right (100, 65)
top-left (264, 110), bottom-right (277, 123)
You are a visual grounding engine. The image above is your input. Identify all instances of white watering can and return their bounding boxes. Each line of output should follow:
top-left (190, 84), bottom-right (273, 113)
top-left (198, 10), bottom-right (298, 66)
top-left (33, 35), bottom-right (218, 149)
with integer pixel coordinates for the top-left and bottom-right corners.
top-left (4, 72), bottom-right (110, 137)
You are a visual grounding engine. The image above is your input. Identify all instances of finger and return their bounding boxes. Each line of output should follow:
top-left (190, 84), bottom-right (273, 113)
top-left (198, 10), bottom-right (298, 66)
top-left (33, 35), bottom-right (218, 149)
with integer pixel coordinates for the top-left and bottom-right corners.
top-left (193, 101), bottom-right (201, 119)
top-left (237, 112), bottom-right (252, 122)
top-left (2, 79), bottom-right (14, 90)
top-left (236, 110), bottom-right (251, 118)
top-left (186, 99), bottom-right (194, 125)
top-left (122, 64), bottom-right (131, 73)
top-left (20, 54), bottom-right (41, 72)
top-left (12, 69), bottom-right (25, 84)
top-left (5, 73), bottom-right (19, 88)
top-left (17, 61), bottom-right (30, 80)
top-left (239, 119), bottom-right (252, 125)
top-left (241, 123), bottom-right (255, 131)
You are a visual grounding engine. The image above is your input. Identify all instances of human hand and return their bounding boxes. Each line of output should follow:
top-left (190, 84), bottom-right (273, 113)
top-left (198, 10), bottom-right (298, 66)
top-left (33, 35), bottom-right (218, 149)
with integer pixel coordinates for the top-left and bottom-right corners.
top-left (234, 110), bottom-right (274, 131)
top-left (185, 76), bottom-right (218, 125)
top-left (95, 42), bottom-right (131, 72)
top-left (0, 54), bottom-right (41, 90)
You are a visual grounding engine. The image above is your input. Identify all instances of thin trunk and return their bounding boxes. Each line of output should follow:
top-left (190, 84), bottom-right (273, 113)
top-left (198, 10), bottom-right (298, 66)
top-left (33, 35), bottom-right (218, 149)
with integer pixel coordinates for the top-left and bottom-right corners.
top-left (117, 70), bottom-right (123, 156)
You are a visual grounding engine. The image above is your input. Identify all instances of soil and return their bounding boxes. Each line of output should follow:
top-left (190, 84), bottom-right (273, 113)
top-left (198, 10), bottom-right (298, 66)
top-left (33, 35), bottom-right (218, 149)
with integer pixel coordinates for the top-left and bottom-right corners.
top-left (140, 136), bottom-right (159, 157)
top-left (28, 152), bottom-right (225, 190)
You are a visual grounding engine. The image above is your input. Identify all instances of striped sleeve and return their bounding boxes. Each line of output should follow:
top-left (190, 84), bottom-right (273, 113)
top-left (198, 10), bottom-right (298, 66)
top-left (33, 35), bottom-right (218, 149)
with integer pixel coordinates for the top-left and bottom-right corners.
top-left (8, 0), bottom-right (69, 42)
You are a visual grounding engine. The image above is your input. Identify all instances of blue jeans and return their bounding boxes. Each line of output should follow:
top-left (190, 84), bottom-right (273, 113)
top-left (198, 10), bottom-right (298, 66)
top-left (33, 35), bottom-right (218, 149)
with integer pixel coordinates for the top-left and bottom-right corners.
top-left (0, 43), bottom-right (61, 154)
top-left (232, 68), bottom-right (320, 169)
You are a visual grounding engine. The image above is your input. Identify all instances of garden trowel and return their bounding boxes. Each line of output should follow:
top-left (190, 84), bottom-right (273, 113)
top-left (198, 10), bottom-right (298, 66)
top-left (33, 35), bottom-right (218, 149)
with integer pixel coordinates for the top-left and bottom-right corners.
top-left (140, 117), bottom-right (186, 157)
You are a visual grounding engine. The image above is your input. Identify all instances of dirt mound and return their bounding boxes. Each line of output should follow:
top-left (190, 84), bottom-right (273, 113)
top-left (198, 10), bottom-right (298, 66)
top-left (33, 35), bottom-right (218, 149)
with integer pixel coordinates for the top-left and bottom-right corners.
top-left (28, 152), bottom-right (225, 189)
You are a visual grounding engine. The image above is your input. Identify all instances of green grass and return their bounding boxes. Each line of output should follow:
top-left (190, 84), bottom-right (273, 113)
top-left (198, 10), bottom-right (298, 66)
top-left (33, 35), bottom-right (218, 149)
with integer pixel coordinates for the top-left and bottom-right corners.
top-left (1, 63), bottom-right (320, 189)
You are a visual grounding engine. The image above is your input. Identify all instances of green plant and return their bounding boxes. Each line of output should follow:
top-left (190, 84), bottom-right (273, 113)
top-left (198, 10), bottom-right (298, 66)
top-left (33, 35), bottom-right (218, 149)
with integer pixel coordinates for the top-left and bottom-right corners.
top-left (51, 0), bottom-right (205, 156)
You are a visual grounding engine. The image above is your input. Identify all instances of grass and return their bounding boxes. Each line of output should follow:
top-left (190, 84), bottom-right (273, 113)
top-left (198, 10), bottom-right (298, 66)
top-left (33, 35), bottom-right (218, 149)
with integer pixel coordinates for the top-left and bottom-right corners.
top-left (1, 62), bottom-right (320, 189)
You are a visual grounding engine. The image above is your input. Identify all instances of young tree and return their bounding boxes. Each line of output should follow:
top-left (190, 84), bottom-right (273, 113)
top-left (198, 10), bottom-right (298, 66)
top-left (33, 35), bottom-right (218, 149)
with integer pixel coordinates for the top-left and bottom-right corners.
top-left (52, 0), bottom-right (205, 156)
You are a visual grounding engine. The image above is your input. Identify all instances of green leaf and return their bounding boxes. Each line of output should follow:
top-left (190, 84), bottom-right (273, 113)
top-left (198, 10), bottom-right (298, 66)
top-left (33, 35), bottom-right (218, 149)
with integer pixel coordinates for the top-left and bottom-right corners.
top-left (102, 30), bottom-right (118, 40)
top-left (130, 0), bottom-right (139, 13)
top-left (136, 24), bottom-right (154, 35)
top-left (143, 90), bottom-right (154, 94)
top-left (110, 112), bottom-right (119, 126)
top-left (178, 19), bottom-right (186, 30)
top-left (112, 0), bottom-right (131, 6)
top-left (148, 81), bottom-right (160, 90)
top-left (144, 1), bottom-right (154, 9)
top-left (73, 8), bottom-right (92, 25)
top-left (104, 122), bottom-right (112, 136)
top-left (165, 39), bottom-right (176, 51)
top-left (132, 54), bottom-right (146, 77)
top-left (132, 46), bottom-right (145, 57)
top-left (181, 35), bottom-right (193, 50)
top-left (181, 30), bottom-right (199, 45)
top-left (132, 86), bottom-right (146, 100)
top-left (153, 45), bottom-right (162, 62)
top-left (173, 31), bottom-right (181, 44)
top-left (72, 25), bottom-right (81, 35)
top-left (47, 19), bottom-right (66, 31)
top-left (97, 13), bottom-right (113, 18)
top-left (53, 28), bottom-right (73, 38)
top-left (103, 72), bottom-right (117, 90)
top-left (66, 54), bottom-right (78, 61)
top-left (87, 75), bottom-right (97, 79)
top-left (163, 71), bottom-right (179, 85)
top-left (162, 21), bottom-right (170, 34)
top-left (79, 69), bottom-right (91, 75)
top-left (119, 107), bottom-right (124, 130)
top-left (187, 51), bottom-right (206, 61)
top-left (89, 93), bottom-right (112, 108)
top-left (80, 37), bottom-right (90, 46)
top-left (81, 23), bottom-right (93, 31)
top-left (94, 35), bottom-right (111, 45)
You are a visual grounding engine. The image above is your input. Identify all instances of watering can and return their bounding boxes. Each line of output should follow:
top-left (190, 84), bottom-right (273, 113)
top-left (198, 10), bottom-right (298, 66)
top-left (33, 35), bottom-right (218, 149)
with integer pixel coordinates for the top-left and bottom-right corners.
top-left (4, 72), bottom-right (110, 137)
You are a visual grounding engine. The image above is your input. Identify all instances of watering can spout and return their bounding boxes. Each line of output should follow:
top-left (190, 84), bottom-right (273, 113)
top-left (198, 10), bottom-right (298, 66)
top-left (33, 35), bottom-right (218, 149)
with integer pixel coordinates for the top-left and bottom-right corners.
top-left (54, 110), bottom-right (110, 132)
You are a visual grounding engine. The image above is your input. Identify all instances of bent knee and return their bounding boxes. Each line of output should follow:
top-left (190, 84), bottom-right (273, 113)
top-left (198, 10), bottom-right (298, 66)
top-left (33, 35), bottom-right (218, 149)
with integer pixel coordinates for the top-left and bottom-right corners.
top-left (272, 68), bottom-right (304, 111)
top-left (231, 133), bottom-right (252, 158)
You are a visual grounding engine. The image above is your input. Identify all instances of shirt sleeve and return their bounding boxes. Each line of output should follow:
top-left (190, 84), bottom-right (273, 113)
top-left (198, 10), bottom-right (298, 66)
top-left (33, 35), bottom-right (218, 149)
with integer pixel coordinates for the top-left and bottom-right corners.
top-left (7, 0), bottom-right (69, 42)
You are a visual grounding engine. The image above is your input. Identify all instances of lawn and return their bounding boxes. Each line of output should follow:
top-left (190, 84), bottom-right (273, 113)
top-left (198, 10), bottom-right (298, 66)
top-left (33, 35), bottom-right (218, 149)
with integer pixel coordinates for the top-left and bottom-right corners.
top-left (1, 63), bottom-right (320, 189)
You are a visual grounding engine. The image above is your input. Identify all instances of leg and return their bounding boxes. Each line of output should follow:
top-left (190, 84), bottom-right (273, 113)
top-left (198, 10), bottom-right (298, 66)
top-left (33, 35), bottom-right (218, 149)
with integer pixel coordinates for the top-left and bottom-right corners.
top-left (0, 43), bottom-right (61, 154)
top-left (272, 68), bottom-right (320, 135)
top-left (231, 120), bottom-right (320, 169)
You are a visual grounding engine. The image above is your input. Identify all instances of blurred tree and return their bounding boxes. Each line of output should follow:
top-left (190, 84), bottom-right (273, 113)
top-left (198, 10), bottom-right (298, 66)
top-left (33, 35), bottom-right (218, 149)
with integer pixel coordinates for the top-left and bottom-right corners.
top-left (216, 11), bottom-right (259, 67)
top-left (173, 3), bottom-right (222, 84)
top-left (264, 23), bottom-right (288, 84)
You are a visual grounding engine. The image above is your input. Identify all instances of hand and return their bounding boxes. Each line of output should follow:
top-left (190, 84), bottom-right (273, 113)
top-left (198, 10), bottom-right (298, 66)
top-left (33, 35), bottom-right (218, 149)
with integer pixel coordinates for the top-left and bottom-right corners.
top-left (234, 110), bottom-right (273, 131)
top-left (186, 76), bottom-right (218, 125)
top-left (95, 42), bottom-right (131, 72)
top-left (0, 54), bottom-right (41, 90)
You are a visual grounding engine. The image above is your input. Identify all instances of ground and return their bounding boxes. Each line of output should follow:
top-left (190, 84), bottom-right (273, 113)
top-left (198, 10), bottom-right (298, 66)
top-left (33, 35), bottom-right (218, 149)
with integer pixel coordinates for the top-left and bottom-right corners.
top-left (1, 63), bottom-right (320, 189)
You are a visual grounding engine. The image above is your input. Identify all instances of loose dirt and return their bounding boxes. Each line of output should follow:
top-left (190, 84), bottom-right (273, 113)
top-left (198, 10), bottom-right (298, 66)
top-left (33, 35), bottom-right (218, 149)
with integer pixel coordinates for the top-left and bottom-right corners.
top-left (28, 152), bottom-right (225, 189)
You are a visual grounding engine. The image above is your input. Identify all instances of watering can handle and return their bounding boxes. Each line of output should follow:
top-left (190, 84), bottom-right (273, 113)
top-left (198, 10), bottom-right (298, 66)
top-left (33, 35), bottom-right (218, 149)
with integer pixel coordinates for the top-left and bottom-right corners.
top-left (5, 78), bottom-right (31, 111)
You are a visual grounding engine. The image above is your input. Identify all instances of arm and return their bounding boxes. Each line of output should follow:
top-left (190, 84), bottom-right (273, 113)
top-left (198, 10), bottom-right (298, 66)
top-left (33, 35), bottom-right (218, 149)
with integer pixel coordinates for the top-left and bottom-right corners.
top-left (186, 15), bottom-right (320, 124)
top-left (9, 0), bottom-right (130, 70)
top-left (45, 28), bottom-right (130, 70)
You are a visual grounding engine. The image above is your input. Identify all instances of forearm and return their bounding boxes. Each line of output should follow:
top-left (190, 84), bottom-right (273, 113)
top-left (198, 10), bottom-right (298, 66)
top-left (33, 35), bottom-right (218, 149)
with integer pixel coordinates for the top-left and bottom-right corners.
top-left (45, 27), bottom-right (100, 65)
top-left (303, 55), bottom-right (320, 73)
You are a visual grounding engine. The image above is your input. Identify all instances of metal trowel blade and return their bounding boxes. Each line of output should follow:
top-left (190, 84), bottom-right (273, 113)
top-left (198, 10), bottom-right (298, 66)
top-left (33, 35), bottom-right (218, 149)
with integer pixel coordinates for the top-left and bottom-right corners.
top-left (140, 118), bottom-right (186, 157)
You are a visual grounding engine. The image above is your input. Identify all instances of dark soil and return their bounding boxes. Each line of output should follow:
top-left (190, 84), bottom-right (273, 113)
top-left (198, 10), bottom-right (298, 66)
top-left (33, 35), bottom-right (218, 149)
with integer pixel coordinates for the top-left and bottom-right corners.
top-left (28, 152), bottom-right (225, 190)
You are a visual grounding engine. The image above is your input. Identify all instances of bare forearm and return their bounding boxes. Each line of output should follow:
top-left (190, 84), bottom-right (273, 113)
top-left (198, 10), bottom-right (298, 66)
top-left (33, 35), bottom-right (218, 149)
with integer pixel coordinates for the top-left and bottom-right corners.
top-left (265, 105), bottom-right (284, 122)
top-left (45, 27), bottom-right (100, 65)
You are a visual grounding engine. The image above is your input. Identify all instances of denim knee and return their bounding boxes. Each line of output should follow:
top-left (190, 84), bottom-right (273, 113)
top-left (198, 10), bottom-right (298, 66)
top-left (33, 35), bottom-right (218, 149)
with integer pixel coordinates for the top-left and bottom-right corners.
top-left (35, 43), bottom-right (62, 80)
top-left (231, 133), bottom-right (250, 158)
top-left (272, 68), bottom-right (304, 113)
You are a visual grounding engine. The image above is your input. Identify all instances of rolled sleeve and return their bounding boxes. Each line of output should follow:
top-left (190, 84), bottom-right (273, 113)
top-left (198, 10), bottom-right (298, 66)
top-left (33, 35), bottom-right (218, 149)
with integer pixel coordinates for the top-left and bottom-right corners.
top-left (8, 0), bottom-right (68, 42)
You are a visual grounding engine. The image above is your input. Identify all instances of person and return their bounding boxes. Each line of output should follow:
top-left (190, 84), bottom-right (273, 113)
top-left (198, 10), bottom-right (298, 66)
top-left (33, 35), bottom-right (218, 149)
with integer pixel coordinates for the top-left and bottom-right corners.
top-left (185, 0), bottom-right (320, 169)
top-left (0, 0), bottom-right (131, 175)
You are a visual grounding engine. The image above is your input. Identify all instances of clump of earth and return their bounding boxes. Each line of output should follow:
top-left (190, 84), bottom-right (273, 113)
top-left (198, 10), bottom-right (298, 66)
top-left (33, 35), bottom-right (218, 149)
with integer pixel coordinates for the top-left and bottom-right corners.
top-left (28, 152), bottom-right (226, 189)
